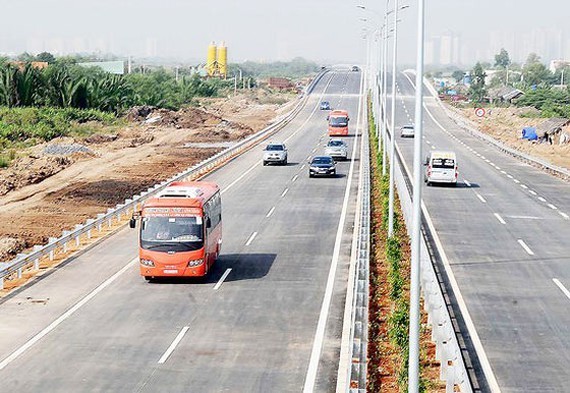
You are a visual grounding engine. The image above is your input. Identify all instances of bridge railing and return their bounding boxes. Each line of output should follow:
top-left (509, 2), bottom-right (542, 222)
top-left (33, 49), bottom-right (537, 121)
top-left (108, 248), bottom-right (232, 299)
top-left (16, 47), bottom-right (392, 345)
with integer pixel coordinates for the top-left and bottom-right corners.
top-left (0, 70), bottom-right (329, 290)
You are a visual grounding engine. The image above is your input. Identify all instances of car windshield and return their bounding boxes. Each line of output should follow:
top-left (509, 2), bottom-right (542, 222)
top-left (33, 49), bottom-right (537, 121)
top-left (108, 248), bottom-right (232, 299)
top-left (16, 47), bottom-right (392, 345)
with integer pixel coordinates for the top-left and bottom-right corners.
top-left (328, 140), bottom-right (344, 147)
top-left (321, 102), bottom-right (329, 106)
top-left (140, 216), bottom-right (204, 252)
top-left (329, 116), bottom-right (348, 126)
top-left (432, 158), bottom-right (455, 169)
top-left (312, 157), bottom-right (333, 164)
top-left (266, 144), bottom-right (284, 151)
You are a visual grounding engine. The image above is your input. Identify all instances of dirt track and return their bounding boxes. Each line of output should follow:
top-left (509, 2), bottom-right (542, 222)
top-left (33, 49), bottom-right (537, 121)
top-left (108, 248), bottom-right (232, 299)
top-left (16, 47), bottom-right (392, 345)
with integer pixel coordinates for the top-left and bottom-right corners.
top-left (0, 91), bottom-right (296, 260)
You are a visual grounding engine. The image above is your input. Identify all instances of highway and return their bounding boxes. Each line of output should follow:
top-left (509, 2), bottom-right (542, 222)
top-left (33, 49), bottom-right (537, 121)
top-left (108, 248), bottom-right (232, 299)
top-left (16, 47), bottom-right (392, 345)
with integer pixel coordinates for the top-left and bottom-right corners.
top-left (390, 71), bottom-right (570, 392)
top-left (0, 70), bottom-right (364, 392)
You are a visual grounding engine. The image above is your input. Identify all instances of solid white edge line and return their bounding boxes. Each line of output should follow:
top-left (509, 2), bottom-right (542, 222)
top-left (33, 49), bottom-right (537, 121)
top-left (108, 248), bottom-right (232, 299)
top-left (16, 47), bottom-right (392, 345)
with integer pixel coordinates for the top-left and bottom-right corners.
top-left (517, 239), bottom-right (535, 255)
top-left (158, 326), bottom-right (190, 364)
top-left (552, 278), bottom-right (570, 301)
top-left (281, 188), bottom-right (289, 198)
top-left (266, 206), bottom-right (276, 218)
top-left (403, 70), bottom-right (502, 393)
top-left (336, 100), bottom-right (366, 391)
top-left (0, 257), bottom-right (138, 371)
top-left (213, 268), bottom-right (232, 291)
top-left (476, 193), bottom-right (487, 203)
top-left (494, 213), bottom-right (506, 225)
top-left (245, 231), bottom-right (258, 246)
top-left (303, 70), bottom-right (362, 393)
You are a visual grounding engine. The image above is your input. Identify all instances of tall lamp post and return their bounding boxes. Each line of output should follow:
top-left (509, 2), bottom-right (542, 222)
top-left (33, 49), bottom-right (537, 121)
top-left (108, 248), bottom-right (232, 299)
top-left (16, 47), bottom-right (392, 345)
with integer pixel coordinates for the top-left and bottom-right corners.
top-left (387, 2), bottom-right (409, 236)
top-left (409, 0), bottom-right (425, 391)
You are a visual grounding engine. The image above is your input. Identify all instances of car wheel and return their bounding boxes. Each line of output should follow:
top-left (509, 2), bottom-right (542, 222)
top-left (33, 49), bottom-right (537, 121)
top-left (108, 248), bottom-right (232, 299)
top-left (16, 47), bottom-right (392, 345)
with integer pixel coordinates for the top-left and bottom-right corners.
top-left (263, 161), bottom-right (268, 166)
top-left (309, 173), bottom-right (313, 178)
top-left (144, 276), bottom-right (152, 282)
top-left (283, 158), bottom-right (287, 165)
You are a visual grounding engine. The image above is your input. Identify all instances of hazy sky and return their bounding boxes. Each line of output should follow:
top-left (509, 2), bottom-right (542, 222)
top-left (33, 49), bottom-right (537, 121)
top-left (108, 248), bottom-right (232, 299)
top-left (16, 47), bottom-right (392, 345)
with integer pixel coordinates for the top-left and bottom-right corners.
top-left (1, 0), bottom-right (569, 65)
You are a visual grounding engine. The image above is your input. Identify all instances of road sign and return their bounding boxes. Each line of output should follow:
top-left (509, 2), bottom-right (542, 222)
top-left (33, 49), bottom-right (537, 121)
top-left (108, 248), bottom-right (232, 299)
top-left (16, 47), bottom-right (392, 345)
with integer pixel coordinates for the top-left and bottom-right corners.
top-left (475, 107), bottom-right (486, 117)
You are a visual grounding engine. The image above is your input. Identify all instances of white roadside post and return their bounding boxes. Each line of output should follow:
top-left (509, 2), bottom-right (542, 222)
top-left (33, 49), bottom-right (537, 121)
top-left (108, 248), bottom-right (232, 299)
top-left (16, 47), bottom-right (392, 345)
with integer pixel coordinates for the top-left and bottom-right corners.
top-left (381, 9), bottom-right (389, 176)
top-left (409, 0), bottom-right (425, 391)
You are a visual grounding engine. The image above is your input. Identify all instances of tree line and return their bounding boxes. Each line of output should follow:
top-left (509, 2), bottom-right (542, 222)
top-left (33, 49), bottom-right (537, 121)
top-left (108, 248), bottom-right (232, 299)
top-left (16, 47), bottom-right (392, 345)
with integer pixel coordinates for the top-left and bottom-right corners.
top-left (0, 60), bottom-right (233, 113)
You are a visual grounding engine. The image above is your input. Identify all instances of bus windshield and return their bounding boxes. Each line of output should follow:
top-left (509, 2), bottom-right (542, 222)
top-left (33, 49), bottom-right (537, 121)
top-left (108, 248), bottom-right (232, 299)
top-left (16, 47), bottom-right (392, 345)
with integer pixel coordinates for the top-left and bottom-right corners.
top-left (141, 216), bottom-right (204, 252)
top-left (329, 116), bottom-right (348, 127)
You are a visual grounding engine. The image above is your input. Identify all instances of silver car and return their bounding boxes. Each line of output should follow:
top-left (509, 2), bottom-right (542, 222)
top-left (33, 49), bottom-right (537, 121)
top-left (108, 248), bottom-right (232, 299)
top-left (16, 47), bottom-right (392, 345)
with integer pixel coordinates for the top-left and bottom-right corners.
top-left (263, 142), bottom-right (288, 165)
top-left (400, 124), bottom-right (415, 138)
top-left (324, 139), bottom-right (348, 160)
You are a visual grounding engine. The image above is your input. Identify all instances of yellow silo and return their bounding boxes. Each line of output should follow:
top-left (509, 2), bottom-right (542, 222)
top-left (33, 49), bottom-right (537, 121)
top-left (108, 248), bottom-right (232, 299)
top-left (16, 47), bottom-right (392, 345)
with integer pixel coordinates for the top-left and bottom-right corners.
top-left (207, 41), bottom-right (217, 77)
top-left (217, 42), bottom-right (227, 79)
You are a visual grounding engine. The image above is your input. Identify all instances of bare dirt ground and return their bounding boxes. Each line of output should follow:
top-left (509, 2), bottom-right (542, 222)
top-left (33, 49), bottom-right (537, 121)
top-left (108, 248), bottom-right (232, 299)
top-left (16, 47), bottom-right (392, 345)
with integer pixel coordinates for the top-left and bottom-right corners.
top-left (452, 106), bottom-right (570, 170)
top-left (0, 90), bottom-right (296, 261)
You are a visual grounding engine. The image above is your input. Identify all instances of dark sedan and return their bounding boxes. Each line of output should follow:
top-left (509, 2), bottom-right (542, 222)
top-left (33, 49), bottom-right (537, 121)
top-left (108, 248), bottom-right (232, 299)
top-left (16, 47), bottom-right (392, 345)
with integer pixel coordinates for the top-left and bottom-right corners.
top-left (309, 156), bottom-right (336, 178)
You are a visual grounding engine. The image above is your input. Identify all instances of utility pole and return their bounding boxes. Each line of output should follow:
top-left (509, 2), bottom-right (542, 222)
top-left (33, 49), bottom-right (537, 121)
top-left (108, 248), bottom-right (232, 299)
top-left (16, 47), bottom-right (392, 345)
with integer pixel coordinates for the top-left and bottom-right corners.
top-left (387, 0), bottom-right (399, 237)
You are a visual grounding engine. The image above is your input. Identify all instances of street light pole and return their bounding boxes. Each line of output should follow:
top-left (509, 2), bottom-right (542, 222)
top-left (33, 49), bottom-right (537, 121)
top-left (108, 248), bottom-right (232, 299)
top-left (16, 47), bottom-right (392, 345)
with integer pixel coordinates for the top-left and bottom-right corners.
top-left (387, 0), bottom-right (399, 237)
top-left (381, 9), bottom-right (389, 176)
top-left (409, 0), bottom-right (425, 391)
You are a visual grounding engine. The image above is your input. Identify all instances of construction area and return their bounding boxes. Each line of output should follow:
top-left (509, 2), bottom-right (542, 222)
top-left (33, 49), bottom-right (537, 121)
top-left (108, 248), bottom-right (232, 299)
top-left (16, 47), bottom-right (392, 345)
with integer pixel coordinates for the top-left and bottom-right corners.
top-left (0, 90), bottom-right (296, 263)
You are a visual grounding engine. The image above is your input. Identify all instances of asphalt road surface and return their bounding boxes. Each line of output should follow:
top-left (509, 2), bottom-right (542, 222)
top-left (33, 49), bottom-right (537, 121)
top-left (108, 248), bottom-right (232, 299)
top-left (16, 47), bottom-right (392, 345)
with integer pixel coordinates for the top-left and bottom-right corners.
top-left (389, 71), bottom-right (570, 393)
top-left (0, 69), bottom-right (365, 393)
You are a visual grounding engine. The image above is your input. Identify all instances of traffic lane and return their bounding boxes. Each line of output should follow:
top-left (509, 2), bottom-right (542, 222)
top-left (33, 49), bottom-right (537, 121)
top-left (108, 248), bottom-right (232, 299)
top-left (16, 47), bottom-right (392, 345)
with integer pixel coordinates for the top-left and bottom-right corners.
top-left (0, 227), bottom-right (138, 365)
top-left (203, 72), bottom-right (338, 192)
top-left (0, 73), bottom-right (344, 383)
top-left (394, 80), bottom-right (570, 390)
top-left (398, 71), bottom-right (570, 213)
top-left (0, 73), bottom-right (362, 391)
top-left (139, 129), bottom-right (360, 392)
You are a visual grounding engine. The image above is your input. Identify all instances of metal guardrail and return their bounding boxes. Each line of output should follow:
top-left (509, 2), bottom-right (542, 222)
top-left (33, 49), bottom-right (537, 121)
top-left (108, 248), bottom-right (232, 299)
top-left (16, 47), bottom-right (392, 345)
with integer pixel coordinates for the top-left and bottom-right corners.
top-left (346, 107), bottom-right (370, 393)
top-left (0, 70), bottom-right (329, 290)
top-left (424, 77), bottom-right (570, 181)
top-left (390, 131), bottom-right (472, 392)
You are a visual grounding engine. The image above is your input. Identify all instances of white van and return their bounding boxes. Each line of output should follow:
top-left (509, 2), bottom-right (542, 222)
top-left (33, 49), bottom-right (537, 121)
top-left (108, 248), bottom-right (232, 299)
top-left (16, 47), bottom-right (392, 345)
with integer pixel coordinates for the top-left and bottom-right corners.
top-left (424, 151), bottom-right (457, 186)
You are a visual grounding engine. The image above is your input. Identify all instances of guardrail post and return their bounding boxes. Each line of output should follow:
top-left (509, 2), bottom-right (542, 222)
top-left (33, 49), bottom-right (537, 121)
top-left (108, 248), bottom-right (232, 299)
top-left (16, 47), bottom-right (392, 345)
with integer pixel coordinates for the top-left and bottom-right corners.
top-left (62, 231), bottom-right (72, 253)
top-left (74, 225), bottom-right (83, 246)
top-left (33, 245), bottom-right (43, 270)
top-left (0, 273), bottom-right (4, 290)
top-left (16, 254), bottom-right (27, 279)
top-left (107, 208), bottom-right (114, 227)
top-left (48, 237), bottom-right (57, 260)
top-left (85, 219), bottom-right (95, 238)
top-left (97, 213), bottom-right (105, 232)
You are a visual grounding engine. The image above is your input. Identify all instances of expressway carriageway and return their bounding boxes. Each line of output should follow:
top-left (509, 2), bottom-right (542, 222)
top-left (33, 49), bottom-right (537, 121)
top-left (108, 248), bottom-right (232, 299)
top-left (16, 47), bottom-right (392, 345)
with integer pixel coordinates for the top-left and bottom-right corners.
top-left (0, 69), bottom-right (364, 392)
top-left (387, 71), bottom-right (570, 392)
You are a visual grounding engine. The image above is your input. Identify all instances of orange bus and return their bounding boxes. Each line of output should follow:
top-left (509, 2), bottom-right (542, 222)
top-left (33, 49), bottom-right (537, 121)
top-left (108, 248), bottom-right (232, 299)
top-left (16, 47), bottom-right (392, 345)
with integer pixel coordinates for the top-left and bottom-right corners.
top-left (130, 181), bottom-right (222, 280)
top-left (327, 109), bottom-right (350, 136)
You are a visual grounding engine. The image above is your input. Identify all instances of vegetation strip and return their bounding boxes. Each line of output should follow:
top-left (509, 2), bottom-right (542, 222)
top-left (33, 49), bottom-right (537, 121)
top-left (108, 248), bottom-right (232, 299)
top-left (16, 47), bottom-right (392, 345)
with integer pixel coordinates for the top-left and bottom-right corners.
top-left (366, 97), bottom-right (444, 392)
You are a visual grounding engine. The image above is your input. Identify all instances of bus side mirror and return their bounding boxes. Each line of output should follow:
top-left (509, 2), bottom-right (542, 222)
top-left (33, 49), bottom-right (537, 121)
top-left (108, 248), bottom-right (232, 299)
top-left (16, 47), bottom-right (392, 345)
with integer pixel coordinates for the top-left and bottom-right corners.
top-left (206, 217), bottom-right (212, 228)
top-left (129, 218), bottom-right (136, 228)
top-left (424, 156), bottom-right (429, 166)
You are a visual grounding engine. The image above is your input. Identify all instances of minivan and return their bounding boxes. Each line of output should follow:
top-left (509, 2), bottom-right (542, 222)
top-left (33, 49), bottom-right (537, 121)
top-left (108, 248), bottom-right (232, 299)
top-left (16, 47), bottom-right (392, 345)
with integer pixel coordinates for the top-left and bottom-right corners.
top-left (424, 151), bottom-right (457, 186)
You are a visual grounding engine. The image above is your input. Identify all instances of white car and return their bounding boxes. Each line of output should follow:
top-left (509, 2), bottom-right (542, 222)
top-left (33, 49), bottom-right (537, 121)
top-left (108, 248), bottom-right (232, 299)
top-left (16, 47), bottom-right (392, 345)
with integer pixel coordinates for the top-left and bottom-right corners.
top-left (324, 139), bottom-right (348, 160)
top-left (263, 142), bottom-right (288, 165)
top-left (400, 124), bottom-right (415, 138)
top-left (424, 151), bottom-right (457, 186)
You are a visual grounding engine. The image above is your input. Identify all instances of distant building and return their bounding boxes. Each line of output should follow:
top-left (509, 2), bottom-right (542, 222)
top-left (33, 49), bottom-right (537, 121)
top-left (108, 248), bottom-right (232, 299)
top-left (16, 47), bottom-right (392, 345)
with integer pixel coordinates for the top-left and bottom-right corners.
top-left (549, 59), bottom-right (570, 72)
top-left (268, 77), bottom-right (294, 90)
top-left (426, 31), bottom-right (461, 66)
